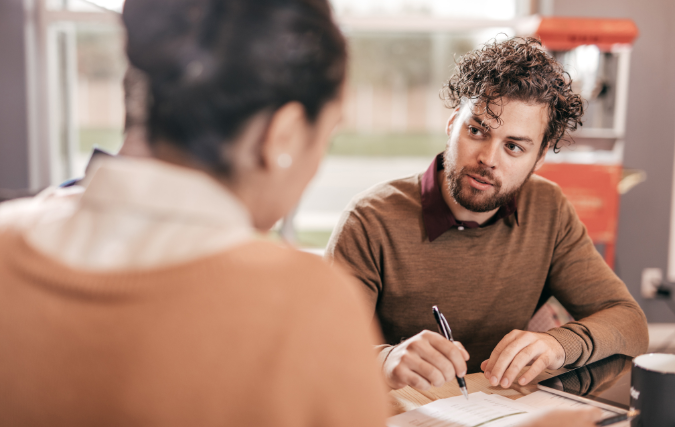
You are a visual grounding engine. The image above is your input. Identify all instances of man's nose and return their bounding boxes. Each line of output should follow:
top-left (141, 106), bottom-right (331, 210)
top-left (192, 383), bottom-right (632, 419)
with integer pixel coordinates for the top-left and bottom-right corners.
top-left (477, 142), bottom-right (499, 168)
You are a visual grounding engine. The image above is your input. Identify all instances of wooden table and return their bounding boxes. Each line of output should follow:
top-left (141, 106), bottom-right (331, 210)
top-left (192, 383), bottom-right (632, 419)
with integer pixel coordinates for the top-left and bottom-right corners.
top-left (388, 368), bottom-right (560, 415)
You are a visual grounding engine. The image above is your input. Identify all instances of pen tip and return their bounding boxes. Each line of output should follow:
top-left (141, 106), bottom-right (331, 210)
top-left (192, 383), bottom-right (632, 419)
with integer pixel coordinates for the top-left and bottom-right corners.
top-left (461, 388), bottom-right (468, 400)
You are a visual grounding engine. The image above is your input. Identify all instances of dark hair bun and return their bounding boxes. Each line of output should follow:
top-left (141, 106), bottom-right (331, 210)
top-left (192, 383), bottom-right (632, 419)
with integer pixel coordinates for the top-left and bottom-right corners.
top-left (122, 0), bottom-right (346, 174)
top-left (123, 0), bottom-right (202, 79)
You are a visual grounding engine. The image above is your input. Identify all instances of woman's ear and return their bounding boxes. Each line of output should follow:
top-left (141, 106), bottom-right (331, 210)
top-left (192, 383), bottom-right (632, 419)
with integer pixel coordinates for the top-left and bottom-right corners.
top-left (259, 102), bottom-right (307, 171)
top-left (221, 111), bottom-right (276, 177)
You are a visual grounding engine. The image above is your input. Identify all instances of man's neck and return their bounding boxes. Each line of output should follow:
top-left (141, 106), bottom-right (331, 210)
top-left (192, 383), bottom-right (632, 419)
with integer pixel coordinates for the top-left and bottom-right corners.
top-left (438, 171), bottom-right (499, 225)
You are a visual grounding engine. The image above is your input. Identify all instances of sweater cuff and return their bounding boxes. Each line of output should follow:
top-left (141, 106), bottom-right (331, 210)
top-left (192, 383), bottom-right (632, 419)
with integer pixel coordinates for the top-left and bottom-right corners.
top-left (376, 344), bottom-right (395, 368)
top-left (545, 327), bottom-right (583, 367)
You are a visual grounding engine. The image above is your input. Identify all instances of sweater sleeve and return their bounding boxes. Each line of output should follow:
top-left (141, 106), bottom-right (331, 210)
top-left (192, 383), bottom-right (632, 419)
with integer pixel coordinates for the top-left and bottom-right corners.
top-left (544, 194), bottom-right (648, 367)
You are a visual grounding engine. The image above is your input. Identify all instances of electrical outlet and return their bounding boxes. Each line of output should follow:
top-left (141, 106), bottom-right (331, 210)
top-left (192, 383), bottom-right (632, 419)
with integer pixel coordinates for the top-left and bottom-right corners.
top-left (642, 268), bottom-right (663, 298)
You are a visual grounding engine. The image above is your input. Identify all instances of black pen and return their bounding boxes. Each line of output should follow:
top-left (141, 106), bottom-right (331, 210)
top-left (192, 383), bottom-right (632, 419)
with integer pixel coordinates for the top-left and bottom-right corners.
top-left (432, 305), bottom-right (469, 400)
top-left (595, 409), bottom-right (639, 426)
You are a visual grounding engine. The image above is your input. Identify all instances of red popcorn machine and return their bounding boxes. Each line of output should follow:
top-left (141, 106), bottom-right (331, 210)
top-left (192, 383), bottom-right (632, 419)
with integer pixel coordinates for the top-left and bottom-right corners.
top-left (534, 17), bottom-right (641, 269)
top-left (528, 17), bottom-right (640, 332)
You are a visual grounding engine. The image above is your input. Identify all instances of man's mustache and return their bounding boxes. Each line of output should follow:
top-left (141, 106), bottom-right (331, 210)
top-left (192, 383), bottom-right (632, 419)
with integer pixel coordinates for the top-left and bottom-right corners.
top-left (460, 166), bottom-right (502, 189)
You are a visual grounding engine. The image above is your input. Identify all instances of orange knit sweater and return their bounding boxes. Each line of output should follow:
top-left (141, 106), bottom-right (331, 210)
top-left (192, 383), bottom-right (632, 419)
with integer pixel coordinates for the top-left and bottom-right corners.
top-left (0, 231), bottom-right (386, 426)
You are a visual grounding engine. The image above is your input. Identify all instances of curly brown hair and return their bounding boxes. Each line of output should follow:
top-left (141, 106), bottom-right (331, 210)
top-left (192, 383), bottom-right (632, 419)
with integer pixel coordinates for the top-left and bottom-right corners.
top-left (441, 37), bottom-right (584, 154)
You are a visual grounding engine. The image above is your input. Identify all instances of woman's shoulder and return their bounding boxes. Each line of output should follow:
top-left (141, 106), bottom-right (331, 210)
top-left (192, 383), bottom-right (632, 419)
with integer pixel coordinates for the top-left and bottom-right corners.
top-left (0, 186), bottom-right (83, 234)
top-left (226, 241), bottom-right (352, 285)
top-left (217, 240), bottom-right (368, 308)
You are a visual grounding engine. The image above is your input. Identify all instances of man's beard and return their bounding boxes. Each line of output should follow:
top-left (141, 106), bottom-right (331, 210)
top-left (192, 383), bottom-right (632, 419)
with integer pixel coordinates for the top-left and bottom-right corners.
top-left (443, 156), bottom-right (534, 213)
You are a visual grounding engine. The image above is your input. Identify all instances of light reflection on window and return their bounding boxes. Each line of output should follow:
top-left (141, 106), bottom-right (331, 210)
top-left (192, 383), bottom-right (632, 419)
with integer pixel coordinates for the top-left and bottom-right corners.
top-left (47, 0), bottom-right (107, 12)
top-left (330, 0), bottom-right (518, 20)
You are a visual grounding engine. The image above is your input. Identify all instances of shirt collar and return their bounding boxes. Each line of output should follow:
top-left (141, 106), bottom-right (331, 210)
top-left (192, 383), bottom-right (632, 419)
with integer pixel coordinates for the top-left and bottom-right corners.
top-left (421, 153), bottom-right (518, 242)
top-left (60, 148), bottom-right (114, 189)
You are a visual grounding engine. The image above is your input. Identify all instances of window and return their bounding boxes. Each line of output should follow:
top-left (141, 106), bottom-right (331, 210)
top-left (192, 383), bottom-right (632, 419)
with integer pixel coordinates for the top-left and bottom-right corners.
top-left (32, 0), bottom-right (125, 184)
top-left (33, 0), bottom-right (535, 248)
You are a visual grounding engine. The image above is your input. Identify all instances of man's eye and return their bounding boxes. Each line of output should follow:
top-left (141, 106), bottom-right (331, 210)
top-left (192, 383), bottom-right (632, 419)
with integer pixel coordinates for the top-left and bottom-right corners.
top-left (469, 126), bottom-right (483, 136)
top-left (506, 143), bottom-right (523, 153)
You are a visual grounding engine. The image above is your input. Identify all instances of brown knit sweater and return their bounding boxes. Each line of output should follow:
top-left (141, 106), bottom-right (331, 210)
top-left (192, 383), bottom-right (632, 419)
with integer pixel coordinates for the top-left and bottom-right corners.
top-left (0, 231), bottom-right (387, 426)
top-left (326, 173), bottom-right (648, 374)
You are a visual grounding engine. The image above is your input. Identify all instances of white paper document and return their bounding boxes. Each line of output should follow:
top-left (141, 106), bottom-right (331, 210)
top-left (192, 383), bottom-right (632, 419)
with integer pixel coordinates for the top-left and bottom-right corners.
top-left (387, 392), bottom-right (532, 427)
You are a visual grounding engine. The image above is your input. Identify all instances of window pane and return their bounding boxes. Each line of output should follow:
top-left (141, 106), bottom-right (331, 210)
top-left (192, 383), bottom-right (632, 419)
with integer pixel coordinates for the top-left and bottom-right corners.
top-left (49, 22), bottom-right (127, 183)
top-left (330, 0), bottom-right (519, 19)
top-left (45, 0), bottom-right (66, 10)
top-left (76, 24), bottom-right (127, 168)
top-left (80, 0), bottom-right (125, 12)
top-left (47, 0), bottom-right (106, 12)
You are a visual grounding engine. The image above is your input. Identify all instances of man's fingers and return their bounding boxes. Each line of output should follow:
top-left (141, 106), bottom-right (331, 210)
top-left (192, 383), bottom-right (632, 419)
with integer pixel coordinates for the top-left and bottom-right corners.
top-left (487, 334), bottom-right (534, 386)
top-left (517, 355), bottom-right (550, 386)
top-left (408, 374), bottom-right (432, 391)
top-left (428, 338), bottom-right (468, 379)
top-left (499, 343), bottom-right (544, 388)
top-left (407, 355), bottom-right (446, 389)
top-left (385, 331), bottom-right (474, 390)
top-left (415, 341), bottom-right (458, 386)
top-left (423, 332), bottom-right (469, 381)
top-left (453, 341), bottom-right (470, 361)
top-left (393, 365), bottom-right (432, 390)
top-left (390, 352), bottom-right (440, 390)
top-left (403, 370), bottom-right (433, 391)
top-left (483, 332), bottom-right (567, 389)
top-left (483, 330), bottom-right (522, 380)
top-left (384, 330), bottom-right (485, 391)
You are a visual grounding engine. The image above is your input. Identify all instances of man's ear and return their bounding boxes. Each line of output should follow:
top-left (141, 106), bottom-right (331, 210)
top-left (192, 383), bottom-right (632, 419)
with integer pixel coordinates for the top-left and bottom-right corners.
top-left (445, 107), bottom-right (460, 136)
top-left (258, 102), bottom-right (306, 171)
top-left (533, 144), bottom-right (549, 171)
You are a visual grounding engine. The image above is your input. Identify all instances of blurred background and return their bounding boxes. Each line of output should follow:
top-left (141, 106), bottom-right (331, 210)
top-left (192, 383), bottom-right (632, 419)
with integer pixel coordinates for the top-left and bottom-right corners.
top-left (2, 0), bottom-right (675, 334)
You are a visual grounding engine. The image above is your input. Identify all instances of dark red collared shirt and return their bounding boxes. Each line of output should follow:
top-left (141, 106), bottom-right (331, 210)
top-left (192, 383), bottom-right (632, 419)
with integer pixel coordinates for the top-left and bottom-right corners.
top-left (421, 153), bottom-right (518, 242)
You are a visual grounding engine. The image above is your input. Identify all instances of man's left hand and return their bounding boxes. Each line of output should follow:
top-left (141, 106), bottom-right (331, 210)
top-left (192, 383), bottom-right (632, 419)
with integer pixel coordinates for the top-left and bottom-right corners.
top-left (481, 330), bottom-right (565, 388)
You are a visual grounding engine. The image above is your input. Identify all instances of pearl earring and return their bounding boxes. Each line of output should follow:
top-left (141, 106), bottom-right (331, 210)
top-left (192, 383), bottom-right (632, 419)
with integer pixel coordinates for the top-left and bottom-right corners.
top-left (277, 153), bottom-right (293, 169)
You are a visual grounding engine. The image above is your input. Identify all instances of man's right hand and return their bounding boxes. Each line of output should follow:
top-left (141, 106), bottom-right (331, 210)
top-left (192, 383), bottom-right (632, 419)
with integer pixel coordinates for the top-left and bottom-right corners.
top-left (383, 330), bottom-right (470, 390)
top-left (518, 407), bottom-right (602, 427)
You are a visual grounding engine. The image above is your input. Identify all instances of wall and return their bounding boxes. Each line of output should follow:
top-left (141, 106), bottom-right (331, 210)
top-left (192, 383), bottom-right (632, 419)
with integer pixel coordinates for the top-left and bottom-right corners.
top-left (553, 0), bottom-right (675, 322)
top-left (0, 0), bottom-right (30, 190)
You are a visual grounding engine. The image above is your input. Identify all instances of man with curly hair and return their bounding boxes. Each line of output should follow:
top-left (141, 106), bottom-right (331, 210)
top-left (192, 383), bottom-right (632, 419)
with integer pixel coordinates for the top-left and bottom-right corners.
top-left (326, 37), bottom-right (647, 392)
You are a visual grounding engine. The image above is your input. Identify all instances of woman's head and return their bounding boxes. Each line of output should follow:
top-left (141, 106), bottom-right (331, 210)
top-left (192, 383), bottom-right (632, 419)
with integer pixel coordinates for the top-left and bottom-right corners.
top-left (122, 0), bottom-right (346, 228)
